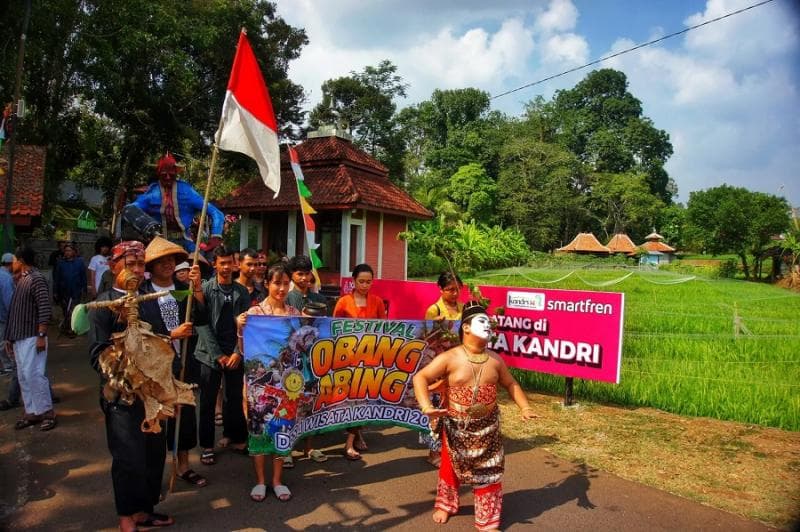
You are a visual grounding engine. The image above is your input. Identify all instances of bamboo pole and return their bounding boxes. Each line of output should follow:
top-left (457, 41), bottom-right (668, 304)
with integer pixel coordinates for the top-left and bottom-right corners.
top-left (168, 142), bottom-right (222, 493)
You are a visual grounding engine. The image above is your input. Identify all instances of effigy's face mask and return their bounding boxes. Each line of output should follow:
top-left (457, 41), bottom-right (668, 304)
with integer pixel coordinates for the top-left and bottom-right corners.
top-left (469, 314), bottom-right (492, 340)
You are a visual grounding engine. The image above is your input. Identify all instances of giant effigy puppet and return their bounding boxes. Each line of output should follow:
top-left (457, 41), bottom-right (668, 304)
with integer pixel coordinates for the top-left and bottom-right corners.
top-left (126, 152), bottom-right (225, 251)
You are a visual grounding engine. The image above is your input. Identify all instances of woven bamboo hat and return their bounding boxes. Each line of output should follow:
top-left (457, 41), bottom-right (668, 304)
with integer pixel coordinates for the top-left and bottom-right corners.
top-left (145, 236), bottom-right (189, 265)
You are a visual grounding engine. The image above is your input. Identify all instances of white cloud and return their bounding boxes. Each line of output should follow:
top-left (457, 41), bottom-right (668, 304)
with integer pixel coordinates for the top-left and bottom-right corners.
top-left (542, 33), bottom-right (589, 65)
top-left (603, 1), bottom-right (800, 205)
top-left (535, 0), bottom-right (579, 33)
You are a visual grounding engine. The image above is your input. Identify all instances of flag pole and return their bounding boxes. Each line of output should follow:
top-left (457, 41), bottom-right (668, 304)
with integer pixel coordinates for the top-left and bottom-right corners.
top-left (168, 128), bottom-right (224, 493)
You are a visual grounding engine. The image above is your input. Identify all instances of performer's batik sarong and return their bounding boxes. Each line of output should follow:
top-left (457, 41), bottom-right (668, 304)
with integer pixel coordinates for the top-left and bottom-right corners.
top-left (435, 384), bottom-right (504, 531)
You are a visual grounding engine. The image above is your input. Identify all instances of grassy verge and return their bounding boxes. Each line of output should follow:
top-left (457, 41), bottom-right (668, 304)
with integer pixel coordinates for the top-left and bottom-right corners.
top-left (501, 391), bottom-right (800, 529)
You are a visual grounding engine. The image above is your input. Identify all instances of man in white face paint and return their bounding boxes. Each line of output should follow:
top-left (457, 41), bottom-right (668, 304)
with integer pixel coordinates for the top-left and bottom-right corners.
top-left (413, 301), bottom-right (538, 531)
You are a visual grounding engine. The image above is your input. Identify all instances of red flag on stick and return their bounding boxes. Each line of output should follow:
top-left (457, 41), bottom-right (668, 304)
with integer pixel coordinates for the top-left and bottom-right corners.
top-left (215, 30), bottom-right (281, 197)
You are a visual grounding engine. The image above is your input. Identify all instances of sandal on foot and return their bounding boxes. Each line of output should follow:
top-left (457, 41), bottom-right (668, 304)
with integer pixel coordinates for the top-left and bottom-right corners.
top-left (200, 449), bottom-right (216, 465)
top-left (14, 417), bottom-right (41, 430)
top-left (273, 484), bottom-right (292, 501)
top-left (179, 469), bottom-right (208, 487)
top-left (344, 448), bottom-right (362, 461)
top-left (308, 449), bottom-right (328, 463)
top-left (214, 412), bottom-right (223, 426)
top-left (354, 437), bottom-right (368, 452)
top-left (282, 455), bottom-right (294, 468)
top-left (137, 512), bottom-right (174, 528)
top-left (217, 437), bottom-right (231, 448)
top-left (250, 483), bottom-right (267, 502)
top-left (39, 418), bottom-right (57, 431)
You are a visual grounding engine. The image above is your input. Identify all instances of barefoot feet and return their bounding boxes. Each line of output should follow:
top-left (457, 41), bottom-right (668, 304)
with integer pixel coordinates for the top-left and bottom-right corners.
top-left (432, 509), bottom-right (450, 524)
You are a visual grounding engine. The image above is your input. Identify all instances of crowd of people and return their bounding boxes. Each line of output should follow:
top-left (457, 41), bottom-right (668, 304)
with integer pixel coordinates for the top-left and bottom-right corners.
top-left (1, 231), bottom-right (535, 532)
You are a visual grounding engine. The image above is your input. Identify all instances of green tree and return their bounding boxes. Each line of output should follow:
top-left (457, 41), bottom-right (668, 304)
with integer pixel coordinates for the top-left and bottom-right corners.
top-left (2, 0), bottom-right (308, 207)
top-left (588, 171), bottom-right (665, 241)
top-left (497, 127), bottom-right (587, 251)
top-left (550, 69), bottom-right (674, 202)
top-left (686, 185), bottom-right (790, 279)
top-left (448, 163), bottom-right (497, 225)
top-left (309, 60), bottom-right (408, 181)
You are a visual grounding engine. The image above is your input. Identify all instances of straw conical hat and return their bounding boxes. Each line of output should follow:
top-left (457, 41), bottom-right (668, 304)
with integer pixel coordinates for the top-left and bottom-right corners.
top-left (145, 236), bottom-right (189, 265)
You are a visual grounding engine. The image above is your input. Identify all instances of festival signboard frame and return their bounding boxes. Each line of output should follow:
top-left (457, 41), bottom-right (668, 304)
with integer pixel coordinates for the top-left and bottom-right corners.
top-left (242, 315), bottom-right (460, 455)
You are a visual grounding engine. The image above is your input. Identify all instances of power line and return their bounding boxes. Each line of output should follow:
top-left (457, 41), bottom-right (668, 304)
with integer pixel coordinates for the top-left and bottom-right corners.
top-left (491, 0), bottom-right (777, 100)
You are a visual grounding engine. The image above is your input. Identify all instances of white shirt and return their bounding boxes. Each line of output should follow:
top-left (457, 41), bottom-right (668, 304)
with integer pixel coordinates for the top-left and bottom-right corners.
top-left (88, 254), bottom-right (110, 292)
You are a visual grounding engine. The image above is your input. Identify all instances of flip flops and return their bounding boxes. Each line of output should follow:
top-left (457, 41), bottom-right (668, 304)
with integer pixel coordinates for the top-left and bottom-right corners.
top-left (308, 449), bottom-right (328, 463)
top-left (273, 484), bottom-right (292, 501)
top-left (136, 512), bottom-right (174, 527)
top-left (200, 449), bottom-right (216, 465)
top-left (250, 483), bottom-right (267, 502)
top-left (179, 469), bottom-right (208, 487)
top-left (14, 417), bottom-right (41, 430)
top-left (39, 418), bottom-right (57, 431)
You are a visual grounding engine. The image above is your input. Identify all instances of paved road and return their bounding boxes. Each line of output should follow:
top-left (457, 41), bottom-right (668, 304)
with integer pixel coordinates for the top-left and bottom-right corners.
top-left (0, 330), bottom-right (775, 531)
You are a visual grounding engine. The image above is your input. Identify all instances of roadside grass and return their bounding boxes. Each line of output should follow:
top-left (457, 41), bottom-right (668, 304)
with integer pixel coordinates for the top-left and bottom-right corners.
top-left (467, 267), bottom-right (800, 431)
top-left (500, 390), bottom-right (800, 529)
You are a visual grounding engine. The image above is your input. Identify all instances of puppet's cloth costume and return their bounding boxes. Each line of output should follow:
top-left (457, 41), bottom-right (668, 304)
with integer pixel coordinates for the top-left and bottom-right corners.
top-left (436, 383), bottom-right (504, 531)
top-left (131, 179), bottom-right (225, 251)
top-left (89, 274), bottom-right (196, 433)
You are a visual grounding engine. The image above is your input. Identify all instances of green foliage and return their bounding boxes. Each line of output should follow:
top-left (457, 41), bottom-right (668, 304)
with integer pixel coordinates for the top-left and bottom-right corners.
top-left (1, 0), bottom-right (308, 205)
top-left (402, 218), bottom-right (531, 276)
top-left (686, 185), bottom-right (790, 279)
top-left (309, 60), bottom-right (408, 182)
top-left (550, 69), bottom-right (674, 202)
top-left (588, 171), bottom-right (665, 240)
top-left (448, 163), bottom-right (497, 224)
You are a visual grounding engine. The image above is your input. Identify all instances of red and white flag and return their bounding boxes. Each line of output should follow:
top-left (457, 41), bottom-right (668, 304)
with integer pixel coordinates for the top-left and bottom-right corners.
top-left (216, 30), bottom-right (281, 197)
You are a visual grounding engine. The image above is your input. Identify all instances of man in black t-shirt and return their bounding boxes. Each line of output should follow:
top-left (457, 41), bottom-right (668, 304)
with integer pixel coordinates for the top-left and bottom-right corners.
top-left (193, 245), bottom-right (250, 465)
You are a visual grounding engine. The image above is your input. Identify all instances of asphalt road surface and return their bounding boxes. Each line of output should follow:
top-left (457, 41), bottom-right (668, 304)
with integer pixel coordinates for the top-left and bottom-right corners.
top-left (0, 329), bottom-right (774, 531)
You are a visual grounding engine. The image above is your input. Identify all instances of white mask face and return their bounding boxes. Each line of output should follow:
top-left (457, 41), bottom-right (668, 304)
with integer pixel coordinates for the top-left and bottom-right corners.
top-left (468, 314), bottom-right (492, 340)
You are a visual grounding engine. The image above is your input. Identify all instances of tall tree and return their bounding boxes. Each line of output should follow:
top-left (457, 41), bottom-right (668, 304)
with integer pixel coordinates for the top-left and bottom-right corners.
top-left (588, 171), bottom-right (665, 241)
top-left (686, 185), bottom-right (790, 279)
top-left (497, 125), bottom-right (588, 251)
top-left (550, 69), bottom-right (674, 202)
top-left (309, 60), bottom-right (408, 182)
top-left (2, 0), bottom-right (308, 208)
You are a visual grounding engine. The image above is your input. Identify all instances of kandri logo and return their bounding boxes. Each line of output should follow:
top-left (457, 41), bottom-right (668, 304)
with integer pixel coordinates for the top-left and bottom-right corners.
top-left (506, 291), bottom-right (546, 311)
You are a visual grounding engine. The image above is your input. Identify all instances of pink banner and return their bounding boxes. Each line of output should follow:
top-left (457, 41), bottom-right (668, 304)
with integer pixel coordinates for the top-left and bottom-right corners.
top-left (340, 278), bottom-right (624, 383)
top-left (341, 278), bottom-right (625, 383)
top-left (479, 286), bottom-right (624, 383)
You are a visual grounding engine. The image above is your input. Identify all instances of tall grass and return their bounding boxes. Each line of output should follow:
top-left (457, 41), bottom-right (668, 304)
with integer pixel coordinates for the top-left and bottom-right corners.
top-left (468, 267), bottom-right (800, 431)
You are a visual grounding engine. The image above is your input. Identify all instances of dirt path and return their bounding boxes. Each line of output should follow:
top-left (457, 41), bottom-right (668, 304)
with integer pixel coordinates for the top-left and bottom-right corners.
top-left (0, 331), bottom-right (781, 531)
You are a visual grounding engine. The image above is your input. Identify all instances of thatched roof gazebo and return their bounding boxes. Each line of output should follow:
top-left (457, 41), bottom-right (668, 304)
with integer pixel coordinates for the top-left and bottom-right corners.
top-left (640, 231), bottom-right (676, 253)
top-left (557, 232), bottom-right (610, 254)
top-left (606, 233), bottom-right (638, 256)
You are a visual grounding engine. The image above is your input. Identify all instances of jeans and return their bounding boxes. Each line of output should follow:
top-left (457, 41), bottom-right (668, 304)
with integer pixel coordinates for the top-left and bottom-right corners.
top-left (197, 363), bottom-right (246, 449)
top-left (102, 397), bottom-right (166, 516)
top-left (14, 337), bottom-right (52, 416)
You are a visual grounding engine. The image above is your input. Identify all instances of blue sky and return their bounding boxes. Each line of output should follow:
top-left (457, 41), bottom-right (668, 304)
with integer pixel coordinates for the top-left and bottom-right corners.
top-left (275, 0), bottom-right (800, 207)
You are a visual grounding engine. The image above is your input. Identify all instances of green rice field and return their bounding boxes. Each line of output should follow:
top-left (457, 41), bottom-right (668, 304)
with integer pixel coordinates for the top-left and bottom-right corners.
top-left (467, 267), bottom-right (800, 431)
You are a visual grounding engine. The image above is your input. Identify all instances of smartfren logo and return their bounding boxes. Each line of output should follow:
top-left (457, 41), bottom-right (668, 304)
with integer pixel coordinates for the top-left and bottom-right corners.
top-left (506, 291), bottom-right (546, 311)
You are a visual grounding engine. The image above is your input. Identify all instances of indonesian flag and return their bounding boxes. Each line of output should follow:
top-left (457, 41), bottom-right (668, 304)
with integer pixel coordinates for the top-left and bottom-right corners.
top-left (216, 30), bottom-right (281, 197)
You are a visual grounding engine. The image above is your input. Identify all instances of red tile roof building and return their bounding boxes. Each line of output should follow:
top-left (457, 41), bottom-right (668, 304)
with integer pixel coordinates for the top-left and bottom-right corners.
top-left (557, 232), bottom-right (611, 254)
top-left (606, 233), bottom-right (638, 256)
top-left (640, 231), bottom-right (676, 253)
top-left (217, 130), bottom-right (432, 283)
top-left (0, 145), bottom-right (46, 225)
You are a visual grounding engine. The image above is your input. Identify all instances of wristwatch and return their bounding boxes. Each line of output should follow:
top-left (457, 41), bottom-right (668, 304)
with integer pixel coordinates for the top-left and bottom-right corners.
top-left (38, 332), bottom-right (47, 338)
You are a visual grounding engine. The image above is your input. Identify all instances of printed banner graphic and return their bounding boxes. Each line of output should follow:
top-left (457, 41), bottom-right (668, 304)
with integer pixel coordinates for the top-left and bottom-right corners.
top-left (340, 279), bottom-right (624, 384)
top-left (242, 316), bottom-right (460, 455)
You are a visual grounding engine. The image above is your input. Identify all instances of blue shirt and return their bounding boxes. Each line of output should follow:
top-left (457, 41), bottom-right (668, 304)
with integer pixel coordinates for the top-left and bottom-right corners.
top-left (0, 267), bottom-right (13, 323)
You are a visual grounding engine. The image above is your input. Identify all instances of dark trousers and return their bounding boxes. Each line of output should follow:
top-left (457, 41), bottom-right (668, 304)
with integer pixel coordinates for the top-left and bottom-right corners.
top-left (198, 363), bottom-right (246, 449)
top-left (102, 397), bottom-right (166, 516)
top-left (166, 404), bottom-right (198, 452)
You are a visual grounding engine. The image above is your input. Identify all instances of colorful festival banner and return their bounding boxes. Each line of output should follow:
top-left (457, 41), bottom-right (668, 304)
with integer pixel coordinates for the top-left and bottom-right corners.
top-left (242, 315), bottom-right (461, 455)
top-left (340, 278), bottom-right (624, 383)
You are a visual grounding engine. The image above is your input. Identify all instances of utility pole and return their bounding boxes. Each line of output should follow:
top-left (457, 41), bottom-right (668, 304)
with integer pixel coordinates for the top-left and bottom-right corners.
top-left (3, 0), bottom-right (33, 253)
